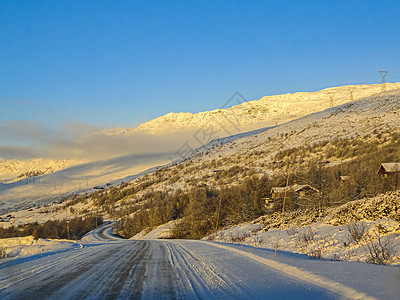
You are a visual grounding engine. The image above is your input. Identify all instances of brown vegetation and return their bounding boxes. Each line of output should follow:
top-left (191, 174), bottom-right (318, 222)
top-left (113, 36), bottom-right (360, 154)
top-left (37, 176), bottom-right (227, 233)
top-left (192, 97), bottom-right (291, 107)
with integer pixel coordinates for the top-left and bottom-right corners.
top-left (0, 216), bottom-right (103, 240)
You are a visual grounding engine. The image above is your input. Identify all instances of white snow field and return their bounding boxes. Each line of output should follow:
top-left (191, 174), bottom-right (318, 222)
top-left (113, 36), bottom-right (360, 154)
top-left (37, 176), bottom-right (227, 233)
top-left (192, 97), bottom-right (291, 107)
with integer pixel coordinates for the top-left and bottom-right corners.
top-left (1, 223), bottom-right (399, 299)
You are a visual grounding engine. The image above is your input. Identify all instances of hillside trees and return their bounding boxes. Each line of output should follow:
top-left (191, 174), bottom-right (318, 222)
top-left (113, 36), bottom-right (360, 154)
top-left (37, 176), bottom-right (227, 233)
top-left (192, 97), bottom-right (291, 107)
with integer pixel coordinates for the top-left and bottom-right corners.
top-left (110, 132), bottom-right (400, 240)
top-left (0, 216), bottom-right (103, 240)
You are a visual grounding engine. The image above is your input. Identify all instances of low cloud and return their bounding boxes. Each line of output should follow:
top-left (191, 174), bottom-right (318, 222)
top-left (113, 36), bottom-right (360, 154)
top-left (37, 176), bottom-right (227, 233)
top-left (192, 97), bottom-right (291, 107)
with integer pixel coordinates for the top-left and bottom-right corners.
top-left (0, 120), bottom-right (202, 163)
top-left (0, 120), bottom-right (97, 160)
top-left (0, 145), bottom-right (45, 160)
top-left (0, 120), bottom-right (56, 145)
top-left (72, 129), bottom-right (199, 162)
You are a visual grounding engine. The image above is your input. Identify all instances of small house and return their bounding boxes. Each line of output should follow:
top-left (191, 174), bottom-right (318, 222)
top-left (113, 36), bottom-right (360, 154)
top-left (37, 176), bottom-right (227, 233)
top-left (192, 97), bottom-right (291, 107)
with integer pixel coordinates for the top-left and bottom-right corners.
top-left (377, 163), bottom-right (400, 177)
top-left (271, 184), bottom-right (320, 199)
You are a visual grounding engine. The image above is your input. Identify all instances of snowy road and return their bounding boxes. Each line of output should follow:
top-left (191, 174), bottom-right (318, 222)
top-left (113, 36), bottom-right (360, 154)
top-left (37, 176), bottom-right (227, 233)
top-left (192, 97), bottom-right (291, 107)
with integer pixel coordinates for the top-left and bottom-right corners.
top-left (0, 225), bottom-right (396, 299)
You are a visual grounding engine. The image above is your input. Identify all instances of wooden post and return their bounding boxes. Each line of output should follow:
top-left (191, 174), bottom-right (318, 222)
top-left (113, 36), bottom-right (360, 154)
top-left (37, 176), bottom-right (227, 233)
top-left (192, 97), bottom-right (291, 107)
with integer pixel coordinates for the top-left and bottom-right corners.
top-left (214, 197), bottom-right (222, 240)
top-left (65, 198), bottom-right (70, 240)
top-left (274, 164), bottom-right (291, 257)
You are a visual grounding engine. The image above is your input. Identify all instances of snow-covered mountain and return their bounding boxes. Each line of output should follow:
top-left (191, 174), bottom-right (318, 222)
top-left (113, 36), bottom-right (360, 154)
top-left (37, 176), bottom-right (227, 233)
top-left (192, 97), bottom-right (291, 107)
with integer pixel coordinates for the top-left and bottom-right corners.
top-left (1, 83), bottom-right (399, 213)
top-left (100, 82), bottom-right (400, 135)
top-left (0, 159), bottom-right (74, 183)
top-left (188, 87), bottom-right (400, 162)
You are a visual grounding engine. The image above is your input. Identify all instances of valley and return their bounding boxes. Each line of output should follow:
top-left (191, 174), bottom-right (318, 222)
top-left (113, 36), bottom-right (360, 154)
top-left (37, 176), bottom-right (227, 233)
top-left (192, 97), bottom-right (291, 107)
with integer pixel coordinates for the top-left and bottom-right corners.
top-left (1, 84), bottom-right (400, 300)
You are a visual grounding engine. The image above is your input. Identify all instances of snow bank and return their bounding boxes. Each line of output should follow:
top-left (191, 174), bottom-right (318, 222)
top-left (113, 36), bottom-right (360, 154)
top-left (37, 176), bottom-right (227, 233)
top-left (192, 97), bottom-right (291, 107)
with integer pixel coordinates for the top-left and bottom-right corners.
top-left (212, 191), bottom-right (400, 265)
top-left (130, 219), bottom-right (177, 240)
top-left (0, 236), bottom-right (79, 259)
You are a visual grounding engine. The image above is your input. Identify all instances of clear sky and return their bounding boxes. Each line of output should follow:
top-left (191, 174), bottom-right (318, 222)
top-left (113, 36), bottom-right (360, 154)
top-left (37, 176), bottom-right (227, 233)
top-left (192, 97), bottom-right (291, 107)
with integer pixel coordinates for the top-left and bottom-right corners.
top-left (1, 1), bottom-right (399, 139)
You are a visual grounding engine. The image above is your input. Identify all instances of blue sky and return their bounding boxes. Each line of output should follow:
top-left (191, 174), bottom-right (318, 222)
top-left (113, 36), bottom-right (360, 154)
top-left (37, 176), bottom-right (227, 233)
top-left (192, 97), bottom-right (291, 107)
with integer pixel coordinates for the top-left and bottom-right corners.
top-left (1, 1), bottom-right (399, 139)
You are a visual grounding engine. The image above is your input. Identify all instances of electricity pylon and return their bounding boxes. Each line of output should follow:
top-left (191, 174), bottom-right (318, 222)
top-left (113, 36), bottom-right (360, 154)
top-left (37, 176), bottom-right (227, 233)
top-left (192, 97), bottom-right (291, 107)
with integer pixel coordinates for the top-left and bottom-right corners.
top-left (328, 92), bottom-right (335, 107)
top-left (379, 71), bottom-right (388, 92)
top-left (348, 87), bottom-right (354, 102)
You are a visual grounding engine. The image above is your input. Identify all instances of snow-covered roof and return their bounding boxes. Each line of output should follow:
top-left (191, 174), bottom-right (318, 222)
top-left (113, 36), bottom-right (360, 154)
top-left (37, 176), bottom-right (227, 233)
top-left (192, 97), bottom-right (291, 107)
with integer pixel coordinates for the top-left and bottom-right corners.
top-left (271, 186), bottom-right (291, 193)
top-left (378, 163), bottom-right (400, 173)
top-left (271, 184), bottom-right (319, 194)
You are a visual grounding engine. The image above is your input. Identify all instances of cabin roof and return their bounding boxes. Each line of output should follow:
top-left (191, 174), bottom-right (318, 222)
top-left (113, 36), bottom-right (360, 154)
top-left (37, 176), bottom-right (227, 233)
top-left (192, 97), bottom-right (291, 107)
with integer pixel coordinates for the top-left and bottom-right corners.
top-left (378, 163), bottom-right (400, 173)
top-left (271, 184), bottom-right (319, 193)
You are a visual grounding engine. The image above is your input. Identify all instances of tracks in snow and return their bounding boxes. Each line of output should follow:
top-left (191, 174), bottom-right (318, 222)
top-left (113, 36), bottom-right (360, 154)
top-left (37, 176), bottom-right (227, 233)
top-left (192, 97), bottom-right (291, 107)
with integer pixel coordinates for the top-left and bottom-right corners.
top-left (0, 238), bottom-right (378, 299)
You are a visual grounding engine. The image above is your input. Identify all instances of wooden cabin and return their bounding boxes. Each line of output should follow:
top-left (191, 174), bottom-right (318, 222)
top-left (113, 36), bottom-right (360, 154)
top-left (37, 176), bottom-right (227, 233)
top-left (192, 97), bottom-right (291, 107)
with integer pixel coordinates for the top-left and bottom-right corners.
top-left (271, 184), bottom-right (320, 199)
top-left (377, 163), bottom-right (400, 177)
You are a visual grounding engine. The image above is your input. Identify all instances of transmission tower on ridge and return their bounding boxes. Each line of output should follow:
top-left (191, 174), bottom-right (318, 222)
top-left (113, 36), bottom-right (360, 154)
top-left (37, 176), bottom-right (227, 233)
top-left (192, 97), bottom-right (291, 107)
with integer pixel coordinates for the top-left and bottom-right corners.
top-left (348, 87), bottom-right (354, 102)
top-left (328, 92), bottom-right (335, 107)
top-left (379, 71), bottom-right (388, 92)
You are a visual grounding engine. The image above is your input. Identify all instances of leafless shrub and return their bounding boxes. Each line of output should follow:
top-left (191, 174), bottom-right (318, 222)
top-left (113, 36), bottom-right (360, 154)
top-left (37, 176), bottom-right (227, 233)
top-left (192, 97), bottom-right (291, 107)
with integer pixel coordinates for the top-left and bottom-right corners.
top-left (308, 247), bottom-right (323, 259)
top-left (362, 230), bottom-right (397, 265)
top-left (343, 249), bottom-right (356, 260)
top-left (251, 233), bottom-right (264, 246)
top-left (204, 234), bottom-right (215, 241)
top-left (251, 226), bottom-right (263, 234)
top-left (217, 231), bottom-right (226, 241)
top-left (295, 227), bottom-right (317, 254)
top-left (375, 223), bottom-right (388, 235)
top-left (307, 235), bottom-right (330, 260)
top-left (297, 227), bottom-right (315, 246)
top-left (228, 231), bottom-right (251, 244)
top-left (345, 222), bottom-right (366, 244)
top-left (286, 226), bottom-right (299, 238)
top-left (0, 247), bottom-right (7, 259)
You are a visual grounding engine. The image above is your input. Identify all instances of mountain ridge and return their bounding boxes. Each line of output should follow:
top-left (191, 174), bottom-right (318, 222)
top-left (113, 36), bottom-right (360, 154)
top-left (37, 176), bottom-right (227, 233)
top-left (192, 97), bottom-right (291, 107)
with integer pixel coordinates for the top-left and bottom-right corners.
top-left (99, 82), bottom-right (400, 135)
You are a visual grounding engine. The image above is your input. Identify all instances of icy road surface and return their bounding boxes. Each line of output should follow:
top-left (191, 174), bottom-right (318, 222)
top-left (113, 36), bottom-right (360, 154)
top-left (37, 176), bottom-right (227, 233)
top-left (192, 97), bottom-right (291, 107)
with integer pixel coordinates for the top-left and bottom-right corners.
top-left (0, 224), bottom-right (398, 299)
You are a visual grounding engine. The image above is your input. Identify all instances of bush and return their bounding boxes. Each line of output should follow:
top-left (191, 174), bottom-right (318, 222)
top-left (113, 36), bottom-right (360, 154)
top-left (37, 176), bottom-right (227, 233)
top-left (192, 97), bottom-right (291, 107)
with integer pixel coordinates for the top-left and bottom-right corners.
top-left (297, 227), bottom-right (315, 247)
top-left (345, 222), bottom-right (366, 244)
top-left (362, 225), bottom-right (397, 265)
top-left (0, 247), bottom-right (7, 259)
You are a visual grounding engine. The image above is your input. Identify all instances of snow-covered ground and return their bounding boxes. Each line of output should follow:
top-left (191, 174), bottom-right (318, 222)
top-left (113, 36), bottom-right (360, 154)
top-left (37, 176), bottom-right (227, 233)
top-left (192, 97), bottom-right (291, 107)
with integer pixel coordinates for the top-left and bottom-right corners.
top-left (0, 236), bottom-right (81, 259)
top-left (130, 220), bottom-right (178, 240)
top-left (210, 219), bottom-right (400, 265)
top-left (0, 223), bottom-right (117, 260)
top-left (1, 222), bottom-right (399, 299)
top-left (135, 191), bottom-right (400, 267)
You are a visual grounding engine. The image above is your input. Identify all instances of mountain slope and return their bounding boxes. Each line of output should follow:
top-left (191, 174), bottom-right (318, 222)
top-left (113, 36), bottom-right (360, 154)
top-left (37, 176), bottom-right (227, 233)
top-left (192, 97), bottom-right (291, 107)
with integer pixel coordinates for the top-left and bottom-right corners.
top-left (0, 159), bottom-right (74, 183)
top-left (189, 88), bottom-right (400, 162)
top-left (1, 84), bottom-right (399, 214)
top-left (100, 82), bottom-right (400, 135)
top-left (107, 88), bottom-right (400, 240)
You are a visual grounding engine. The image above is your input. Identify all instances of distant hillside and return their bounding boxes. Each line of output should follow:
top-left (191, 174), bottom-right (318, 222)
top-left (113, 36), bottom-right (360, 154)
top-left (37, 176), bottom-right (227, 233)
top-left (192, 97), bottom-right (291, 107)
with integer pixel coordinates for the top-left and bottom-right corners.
top-left (100, 82), bottom-right (400, 135)
top-left (0, 159), bottom-right (74, 183)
